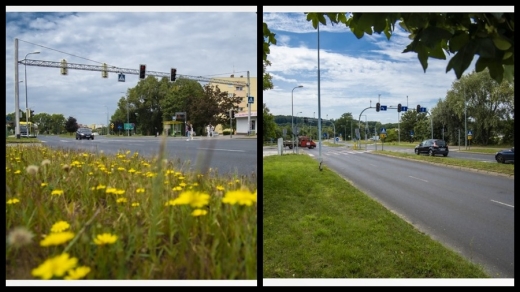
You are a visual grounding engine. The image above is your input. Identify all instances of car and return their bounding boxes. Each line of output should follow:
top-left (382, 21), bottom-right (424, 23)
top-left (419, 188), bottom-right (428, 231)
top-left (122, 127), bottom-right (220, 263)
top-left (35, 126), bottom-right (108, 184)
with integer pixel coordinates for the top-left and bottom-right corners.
top-left (414, 139), bottom-right (449, 157)
top-left (495, 147), bottom-right (514, 164)
top-left (76, 128), bottom-right (94, 140)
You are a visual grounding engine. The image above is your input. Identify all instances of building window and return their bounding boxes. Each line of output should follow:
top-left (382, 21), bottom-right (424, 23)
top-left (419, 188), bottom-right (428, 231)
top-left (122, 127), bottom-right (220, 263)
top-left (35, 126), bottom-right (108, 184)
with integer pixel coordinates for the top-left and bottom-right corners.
top-left (236, 86), bottom-right (243, 91)
top-left (228, 93), bottom-right (234, 98)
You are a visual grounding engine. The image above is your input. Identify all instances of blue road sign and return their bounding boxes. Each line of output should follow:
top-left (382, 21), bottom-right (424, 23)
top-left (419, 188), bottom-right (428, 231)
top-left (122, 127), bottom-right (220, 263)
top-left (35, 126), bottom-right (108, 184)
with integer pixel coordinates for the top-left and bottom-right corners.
top-left (468, 130), bottom-right (473, 136)
top-left (118, 125), bottom-right (122, 130)
top-left (420, 107), bottom-right (427, 113)
top-left (335, 137), bottom-right (339, 142)
top-left (380, 105), bottom-right (387, 111)
top-left (6, 116), bottom-right (11, 121)
top-left (410, 130), bottom-right (414, 136)
top-left (381, 128), bottom-right (387, 134)
top-left (248, 96), bottom-right (254, 103)
top-left (401, 106), bottom-right (408, 112)
top-left (118, 73), bottom-right (125, 82)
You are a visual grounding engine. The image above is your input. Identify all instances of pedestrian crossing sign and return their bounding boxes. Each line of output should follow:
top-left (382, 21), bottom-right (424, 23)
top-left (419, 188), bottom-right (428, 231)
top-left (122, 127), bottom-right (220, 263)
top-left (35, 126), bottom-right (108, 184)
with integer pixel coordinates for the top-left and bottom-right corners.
top-left (248, 96), bottom-right (254, 104)
top-left (118, 73), bottom-right (125, 82)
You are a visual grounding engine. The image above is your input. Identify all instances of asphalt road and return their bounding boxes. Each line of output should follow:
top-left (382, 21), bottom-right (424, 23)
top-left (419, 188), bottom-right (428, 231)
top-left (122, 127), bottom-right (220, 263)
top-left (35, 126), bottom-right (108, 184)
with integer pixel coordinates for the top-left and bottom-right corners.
top-left (36, 135), bottom-right (257, 176)
top-left (285, 144), bottom-right (514, 278)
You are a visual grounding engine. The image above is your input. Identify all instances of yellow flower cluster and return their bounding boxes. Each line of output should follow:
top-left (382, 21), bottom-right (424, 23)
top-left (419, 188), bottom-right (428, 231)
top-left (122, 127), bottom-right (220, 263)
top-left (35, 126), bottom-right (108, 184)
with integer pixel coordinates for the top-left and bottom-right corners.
top-left (31, 253), bottom-right (90, 280)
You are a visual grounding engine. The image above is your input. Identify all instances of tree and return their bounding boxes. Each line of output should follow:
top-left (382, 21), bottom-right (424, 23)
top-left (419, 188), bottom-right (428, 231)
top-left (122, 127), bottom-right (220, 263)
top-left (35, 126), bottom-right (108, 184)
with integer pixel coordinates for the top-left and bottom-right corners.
top-left (64, 116), bottom-right (79, 135)
top-left (263, 13), bottom-right (514, 86)
top-left (263, 103), bottom-right (277, 142)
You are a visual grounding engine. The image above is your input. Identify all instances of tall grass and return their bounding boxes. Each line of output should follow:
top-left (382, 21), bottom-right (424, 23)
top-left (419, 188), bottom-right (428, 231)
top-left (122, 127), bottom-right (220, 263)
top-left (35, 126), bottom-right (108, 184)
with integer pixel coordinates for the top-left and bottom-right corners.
top-left (6, 140), bottom-right (256, 280)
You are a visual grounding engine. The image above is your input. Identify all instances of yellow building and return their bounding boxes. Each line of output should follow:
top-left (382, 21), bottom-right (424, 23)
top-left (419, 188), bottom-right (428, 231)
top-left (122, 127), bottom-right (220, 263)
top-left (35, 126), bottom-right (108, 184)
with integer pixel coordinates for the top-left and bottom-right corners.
top-left (210, 74), bottom-right (257, 135)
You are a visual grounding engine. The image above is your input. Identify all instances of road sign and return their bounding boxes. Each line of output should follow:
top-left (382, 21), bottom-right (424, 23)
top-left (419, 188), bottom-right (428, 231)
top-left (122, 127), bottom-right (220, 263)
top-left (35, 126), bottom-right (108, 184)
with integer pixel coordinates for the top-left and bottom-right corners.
top-left (124, 123), bottom-right (134, 130)
top-left (110, 123), bottom-right (114, 129)
top-left (420, 107), bottom-right (427, 113)
top-left (118, 73), bottom-right (125, 82)
top-left (401, 106), bottom-right (408, 112)
top-left (468, 130), bottom-right (473, 136)
top-left (335, 137), bottom-right (339, 142)
top-left (380, 133), bottom-right (387, 139)
top-left (380, 105), bottom-right (387, 111)
top-left (6, 116), bottom-right (11, 121)
top-left (410, 130), bottom-right (414, 136)
top-left (380, 128), bottom-right (386, 134)
top-left (248, 96), bottom-right (254, 104)
top-left (355, 128), bottom-right (360, 140)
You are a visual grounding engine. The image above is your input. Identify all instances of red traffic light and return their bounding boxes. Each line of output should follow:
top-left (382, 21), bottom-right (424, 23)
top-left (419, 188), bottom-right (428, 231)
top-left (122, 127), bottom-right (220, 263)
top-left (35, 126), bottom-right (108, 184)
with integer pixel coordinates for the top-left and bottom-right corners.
top-left (170, 68), bottom-right (177, 82)
top-left (139, 64), bottom-right (146, 79)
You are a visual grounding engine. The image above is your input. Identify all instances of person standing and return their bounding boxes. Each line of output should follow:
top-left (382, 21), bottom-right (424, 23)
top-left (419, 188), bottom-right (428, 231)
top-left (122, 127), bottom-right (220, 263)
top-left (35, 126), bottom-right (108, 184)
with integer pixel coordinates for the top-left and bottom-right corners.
top-left (210, 124), bottom-right (214, 137)
top-left (206, 124), bottom-right (211, 137)
top-left (186, 122), bottom-right (191, 141)
top-left (190, 123), bottom-right (194, 140)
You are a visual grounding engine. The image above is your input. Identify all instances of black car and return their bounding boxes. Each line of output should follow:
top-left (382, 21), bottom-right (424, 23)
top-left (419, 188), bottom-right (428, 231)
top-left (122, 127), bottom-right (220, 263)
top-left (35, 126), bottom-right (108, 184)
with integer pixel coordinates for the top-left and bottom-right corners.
top-left (495, 147), bottom-right (514, 164)
top-left (414, 139), bottom-right (449, 157)
top-left (76, 128), bottom-right (94, 140)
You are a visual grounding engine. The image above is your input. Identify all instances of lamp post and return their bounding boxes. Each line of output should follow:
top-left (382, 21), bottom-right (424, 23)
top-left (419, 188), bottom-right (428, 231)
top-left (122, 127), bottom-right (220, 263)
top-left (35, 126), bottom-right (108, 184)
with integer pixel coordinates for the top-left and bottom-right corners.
top-left (24, 51), bottom-right (40, 137)
top-left (121, 92), bottom-right (128, 136)
top-left (291, 85), bottom-right (303, 153)
top-left (296, 111), bottom-right (302, 152)
top-left (105, 106), bottom-right (109, 135)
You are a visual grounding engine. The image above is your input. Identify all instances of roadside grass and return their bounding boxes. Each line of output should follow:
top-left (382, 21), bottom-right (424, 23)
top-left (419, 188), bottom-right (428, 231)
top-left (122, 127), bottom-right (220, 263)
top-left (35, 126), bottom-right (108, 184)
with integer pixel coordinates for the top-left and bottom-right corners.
top-left (6, 139), bottom-right (257, 280)
top-left (6, 137), bottom-right (41, 144)
top-left (372, 150), bottom-right (514, 177)
top-left (263, 155), bottom-right (489, 278)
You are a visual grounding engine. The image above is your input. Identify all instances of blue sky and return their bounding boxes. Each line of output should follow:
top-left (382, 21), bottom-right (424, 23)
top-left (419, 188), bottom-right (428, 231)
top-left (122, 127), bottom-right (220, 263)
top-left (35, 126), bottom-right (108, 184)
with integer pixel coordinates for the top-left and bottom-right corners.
top-left (263, 7), bottom-right (513, 128)
top-left (6, 6), bottom-right (257, 126)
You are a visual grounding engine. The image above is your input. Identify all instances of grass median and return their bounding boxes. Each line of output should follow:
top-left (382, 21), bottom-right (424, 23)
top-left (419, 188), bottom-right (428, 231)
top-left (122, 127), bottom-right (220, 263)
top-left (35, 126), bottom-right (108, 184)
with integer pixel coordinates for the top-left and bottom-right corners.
top-left (263, 154), bottom-right (489, 278)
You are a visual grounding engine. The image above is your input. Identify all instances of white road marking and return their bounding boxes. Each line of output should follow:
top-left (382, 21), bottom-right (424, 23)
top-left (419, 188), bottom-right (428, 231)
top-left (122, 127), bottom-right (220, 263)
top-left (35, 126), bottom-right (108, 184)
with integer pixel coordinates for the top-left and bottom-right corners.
top-left (409, 176), bottom-right (428, 183)
top-left (198, 148), bottom-right (245, 152)
top-left (490, 200), bottom-right (514, 208)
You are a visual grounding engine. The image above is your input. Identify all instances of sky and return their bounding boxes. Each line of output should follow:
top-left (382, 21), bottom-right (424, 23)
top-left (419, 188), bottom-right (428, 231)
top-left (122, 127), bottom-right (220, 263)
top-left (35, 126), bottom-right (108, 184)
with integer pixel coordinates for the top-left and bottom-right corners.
top-left (6, 6), bottom-right (257, 126)
top-left (263, 6), bottom-right (514, 129)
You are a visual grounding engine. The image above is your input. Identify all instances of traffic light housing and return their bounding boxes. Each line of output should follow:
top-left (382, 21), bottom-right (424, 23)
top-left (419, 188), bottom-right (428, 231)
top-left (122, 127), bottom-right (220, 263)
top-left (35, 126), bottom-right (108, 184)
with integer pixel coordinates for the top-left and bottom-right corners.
top-left (397, 103), bottom-right (402, 112)
top-left (139, 64), bottom-right (146, 79)
top-left (417, 104), bottom-right (421, 112)
top-left (30, 110), bottom-right (34, 118)
top-left (376, 102), bottom-right (380, 112)
top-left (170, 68), bottom-right (177, 82)
top-left (304, 117), bottom-right (308, 123)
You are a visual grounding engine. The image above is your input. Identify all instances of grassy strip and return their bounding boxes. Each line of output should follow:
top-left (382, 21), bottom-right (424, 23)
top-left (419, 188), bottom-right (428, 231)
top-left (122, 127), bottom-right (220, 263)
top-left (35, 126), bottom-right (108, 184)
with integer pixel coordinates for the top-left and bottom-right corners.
top-left (263, 155), bottom-right (489, 278)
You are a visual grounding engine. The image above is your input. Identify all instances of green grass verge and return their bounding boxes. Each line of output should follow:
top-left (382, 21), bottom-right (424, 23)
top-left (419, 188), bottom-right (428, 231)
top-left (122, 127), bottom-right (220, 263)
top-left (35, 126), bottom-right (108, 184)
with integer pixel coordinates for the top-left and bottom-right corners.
top-left (263, 155), bottom-right (489, 278)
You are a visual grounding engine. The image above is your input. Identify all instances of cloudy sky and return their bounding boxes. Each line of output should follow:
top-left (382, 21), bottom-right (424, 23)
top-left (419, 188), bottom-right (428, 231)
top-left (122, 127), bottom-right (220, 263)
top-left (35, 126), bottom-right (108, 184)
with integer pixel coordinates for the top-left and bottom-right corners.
top-left (263, 7), bottom-right (512, 128)
top-left (6, 6), bottom-right (257, 126)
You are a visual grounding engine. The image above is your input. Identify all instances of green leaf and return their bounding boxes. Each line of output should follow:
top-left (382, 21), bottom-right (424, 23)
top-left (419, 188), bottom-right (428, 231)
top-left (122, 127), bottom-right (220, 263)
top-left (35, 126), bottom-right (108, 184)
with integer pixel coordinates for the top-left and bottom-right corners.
top-left (487, 61), bottom-right (504, 84)
top-left (420, 26), bottom-right (452, 49)
top-left (448, 32), bottom-right (469, 53)
top-left (446, 42), bottom-right (477, 79)
top-left (503, 65), bottom-right (514, 83)
top-left (337, 13), bottom-right (348, 24)
top-left (475, 37), bottom-right (495, 59)
top-left (492, 36), bottom-right (512, 51)
top-left (475, 56), bottom-right (491, 73)
top-left (318, 14), bottom-right (327, 26)
top-left (416, 43), bottom-right (429, 72)
top-left (428, 42), bottom-right (447, 60)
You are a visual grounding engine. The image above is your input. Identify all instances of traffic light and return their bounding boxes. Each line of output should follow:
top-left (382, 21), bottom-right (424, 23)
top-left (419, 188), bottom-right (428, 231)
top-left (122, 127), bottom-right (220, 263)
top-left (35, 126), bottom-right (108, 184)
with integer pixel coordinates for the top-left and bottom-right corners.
top-left (170, 68), bottom-right (177, 82)
top-left (231, 110), bottom-right (235, 119)
top-left (304, 117), bottom-right (308, 123)
top-left (139, 64), bottom-right (146, 79)
top-left (417, 104), bottom-right (421, 112)
top-left (30, 110), bottom-right (34, 118)
top-left (376, 102), bottom-right (380, 112)
top-left (397, 103), bottom-right (402, 112)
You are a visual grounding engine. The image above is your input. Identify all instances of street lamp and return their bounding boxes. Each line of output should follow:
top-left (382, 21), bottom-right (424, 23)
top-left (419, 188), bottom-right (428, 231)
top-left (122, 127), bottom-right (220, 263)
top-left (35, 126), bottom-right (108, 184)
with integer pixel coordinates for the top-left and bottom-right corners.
top-left (121, 92), bottom-right (129, 136)
top-left (296, 111), bottom-right (302, 152)
top-left (24, 51), bottom-right (40, 137)
top-left (105, 105), bottom-right (109, 135)
top-left (291, 85), bottom-right (303, 153)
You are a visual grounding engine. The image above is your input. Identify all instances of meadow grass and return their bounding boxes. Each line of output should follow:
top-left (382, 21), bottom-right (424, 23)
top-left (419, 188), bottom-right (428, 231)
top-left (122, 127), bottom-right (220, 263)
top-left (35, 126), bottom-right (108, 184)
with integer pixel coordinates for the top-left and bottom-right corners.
top-left (6, 140), bottom-right (257, 280)
top-left (263, 155), bottom-right (489, 278)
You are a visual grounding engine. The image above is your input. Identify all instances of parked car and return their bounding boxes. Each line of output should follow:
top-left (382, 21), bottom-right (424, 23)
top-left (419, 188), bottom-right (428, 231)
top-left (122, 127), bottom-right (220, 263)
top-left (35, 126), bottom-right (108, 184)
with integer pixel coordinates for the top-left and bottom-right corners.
top-left (414, 139), bottom-right (449, 157)
top-left (495, 147), bottom-right (514, 164)
top-left (76, 128), bottom-right (94, 140)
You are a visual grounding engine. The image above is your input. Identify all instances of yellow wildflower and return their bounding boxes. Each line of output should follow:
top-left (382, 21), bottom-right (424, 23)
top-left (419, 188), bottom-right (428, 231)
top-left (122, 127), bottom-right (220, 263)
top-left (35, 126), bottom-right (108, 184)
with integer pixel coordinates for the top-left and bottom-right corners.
top-left (115, 189), bottom-right (125, 195)
top-left (222, 190), bottom-right (257, 206)
top-left (93, 233), bottom-right (118, 245)
top-left (179, 182), bottom-right (187, 187)
top-left (50, 221), bottom-right (70, 233)
top-left (96, 185), bottom-right (106, 190)
top-left (116, 198), bottom-right (127, 203)
top-left (41, 182), bottom-right (48, 187)
top-left (191, 209), bottom-right (208, 216)
top-left (31, 253), bottom-right (78, 280)
top-left (14, 170), bottom-right (21, 174)
top-left (51, 189), bottom-right (64, 196)
top-left (131, 202), bottom-right (140, 207)
top-left (172, 186), bottom-right (182, 191)
top-left (216, 185), bottom-right (225, 191)
top-left (7, 198), bottom-right (20, 204)
top-left (170, 191), bottom-right (210, 208)
top-left (136, 188), bottom-right (145, 193)
top-left (40, 232), bottom-right (75, 247)
top-left (64, 266), bottom-right (91, 280)
top-left (128, 168), bottom-right (137, 173)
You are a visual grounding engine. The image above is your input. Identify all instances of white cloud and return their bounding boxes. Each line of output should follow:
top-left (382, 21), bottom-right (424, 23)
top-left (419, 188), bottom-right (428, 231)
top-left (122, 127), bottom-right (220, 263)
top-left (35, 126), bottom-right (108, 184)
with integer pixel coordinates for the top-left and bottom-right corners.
top-left (6, 7), bottom-right (257, 126)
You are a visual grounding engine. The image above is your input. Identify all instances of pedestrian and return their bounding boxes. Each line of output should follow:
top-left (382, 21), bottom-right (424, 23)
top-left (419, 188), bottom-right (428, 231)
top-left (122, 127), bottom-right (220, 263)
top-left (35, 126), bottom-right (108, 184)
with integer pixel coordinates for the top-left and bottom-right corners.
top-left (210, 124), bottom-right (214, 137)
top-left (206, 124), bottom-right (211, 137)
top-left (190, 123), bottom-right (194, 140)
top-left (186, 122), bottom-right (191, 141)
